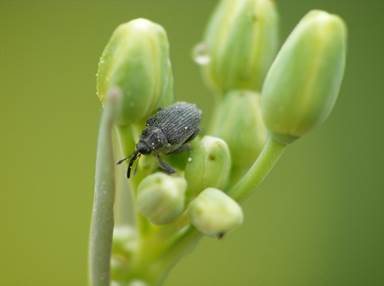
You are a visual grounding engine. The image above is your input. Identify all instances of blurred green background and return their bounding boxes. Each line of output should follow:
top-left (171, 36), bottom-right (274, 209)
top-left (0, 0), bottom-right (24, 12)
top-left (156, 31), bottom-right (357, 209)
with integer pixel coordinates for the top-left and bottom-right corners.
top-left (0, 0), bottom-right (383, 285)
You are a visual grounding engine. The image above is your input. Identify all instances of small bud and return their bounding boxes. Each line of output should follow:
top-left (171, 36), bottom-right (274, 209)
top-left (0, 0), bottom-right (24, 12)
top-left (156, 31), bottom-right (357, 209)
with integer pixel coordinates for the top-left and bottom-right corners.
top-left (198, 0), bottom-right (278, 93)
top-left (211, 90), bottom-right (266, 179)
top-left (112, 226), bottom-right (137, 256)
top-left (97, 18), bottom-right (174, 125)
top-left (111, 227), bottom-right (137, 281)
top-left (184, 136), bottom-right (231, 198)
top-left (189, 188), bottom-right (243, 238)
top-left (261, 10), bottom-right (347, 144)
top-left (137, 173), bottom-right (187, 225)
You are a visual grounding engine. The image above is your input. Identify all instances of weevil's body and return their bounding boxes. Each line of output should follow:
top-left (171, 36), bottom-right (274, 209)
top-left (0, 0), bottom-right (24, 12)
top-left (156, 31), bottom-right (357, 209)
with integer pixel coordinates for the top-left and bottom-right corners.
top-left (118, 102), bottom-right (202, 178)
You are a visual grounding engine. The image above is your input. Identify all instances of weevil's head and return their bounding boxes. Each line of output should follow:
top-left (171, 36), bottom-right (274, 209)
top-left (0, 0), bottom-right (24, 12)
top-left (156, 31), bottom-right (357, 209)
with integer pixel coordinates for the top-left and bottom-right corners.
top-left (138, 126), bottom-right (167, 154)
top-left (136, 141), bottom-right (152, 155)
top-left (127, 127), bottom-right (167, 178)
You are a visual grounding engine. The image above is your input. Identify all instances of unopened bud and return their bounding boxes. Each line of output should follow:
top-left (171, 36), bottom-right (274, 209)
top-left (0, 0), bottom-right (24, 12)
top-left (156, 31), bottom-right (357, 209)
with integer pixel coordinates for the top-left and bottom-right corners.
top-left (189, 188), bottom-right (243, 238)
top-left (137, 173), bottom-right (187, 225)
top-left (184, 136), bottom-right (231, 198)
top-left (197, 0), bottom-right (278, 93)
top-left (97, 18), bottom-right (174, 125)
top-left (211, 90), bottom-right (266, 179)
top-left (112, 226), bottom-right (137, 256)
top-left (261, 10), bottom-right (347, 144)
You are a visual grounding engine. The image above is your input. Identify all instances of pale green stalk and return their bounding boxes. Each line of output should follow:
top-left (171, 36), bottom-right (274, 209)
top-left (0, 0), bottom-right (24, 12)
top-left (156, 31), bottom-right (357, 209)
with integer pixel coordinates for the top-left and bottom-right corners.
top-left (228, 137), bottom-right (286, 201)
top-left (89, 99), bottom-right (117, 286)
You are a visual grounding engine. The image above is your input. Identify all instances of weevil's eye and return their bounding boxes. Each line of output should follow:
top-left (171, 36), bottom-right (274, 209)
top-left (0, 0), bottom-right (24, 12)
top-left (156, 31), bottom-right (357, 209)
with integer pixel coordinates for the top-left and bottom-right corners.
top-left (137, 142), bottom-right (151, 154)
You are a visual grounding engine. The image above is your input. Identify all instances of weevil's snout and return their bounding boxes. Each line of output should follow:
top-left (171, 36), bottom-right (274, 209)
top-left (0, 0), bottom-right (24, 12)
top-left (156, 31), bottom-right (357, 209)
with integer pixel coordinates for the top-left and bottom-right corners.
top-left (127, 150), bottom-right (141, 178)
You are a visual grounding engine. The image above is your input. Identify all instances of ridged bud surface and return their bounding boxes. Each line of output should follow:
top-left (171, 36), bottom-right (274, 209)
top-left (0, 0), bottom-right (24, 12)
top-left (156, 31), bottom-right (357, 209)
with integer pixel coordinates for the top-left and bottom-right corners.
top-left (200, 0), bottom-right (278, 92)
top-left (185, 136), bottom-right (231, 198)
top-left (261, 10), bottom-right (347, 144)
top-left (97, 18), bottom-right (173, 125)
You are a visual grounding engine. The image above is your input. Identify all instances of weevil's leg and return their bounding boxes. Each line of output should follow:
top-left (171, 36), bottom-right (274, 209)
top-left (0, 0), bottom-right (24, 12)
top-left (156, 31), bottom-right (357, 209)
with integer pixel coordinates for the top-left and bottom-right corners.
top-left (156, 154), bottom-right (176, 174)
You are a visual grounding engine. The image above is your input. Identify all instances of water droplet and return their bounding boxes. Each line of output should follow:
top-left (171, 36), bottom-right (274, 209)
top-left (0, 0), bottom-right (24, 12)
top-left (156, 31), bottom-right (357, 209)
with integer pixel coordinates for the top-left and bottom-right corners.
top-left (188, 157), bottom-right (192, 163)
top-left (193, 43), bottom-right (210, 66)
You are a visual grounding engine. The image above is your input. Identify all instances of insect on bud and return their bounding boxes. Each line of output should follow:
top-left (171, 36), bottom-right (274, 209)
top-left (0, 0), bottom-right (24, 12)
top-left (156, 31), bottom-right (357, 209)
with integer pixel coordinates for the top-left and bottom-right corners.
top-left (97, 18), bottom-right (174, 125)
top-left (261, 10), bottom-right (347, 144)
top-left (184, 136), bottom-right (231, 199)
top-left (189, 188), bottom-right (243, 238)
top-left (137, 173), bottom-right (187, 225)
top-left (197, 0), bottom-right (278, 93)
top-left (211, 90), bottom-right (266, 180)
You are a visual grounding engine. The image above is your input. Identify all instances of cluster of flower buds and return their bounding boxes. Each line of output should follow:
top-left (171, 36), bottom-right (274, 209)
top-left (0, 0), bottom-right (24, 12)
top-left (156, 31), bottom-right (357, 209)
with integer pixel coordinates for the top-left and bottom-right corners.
top-left (135, 171), bottom-right (243, 238)
top-left (93, 0), bottom-right (347, 284)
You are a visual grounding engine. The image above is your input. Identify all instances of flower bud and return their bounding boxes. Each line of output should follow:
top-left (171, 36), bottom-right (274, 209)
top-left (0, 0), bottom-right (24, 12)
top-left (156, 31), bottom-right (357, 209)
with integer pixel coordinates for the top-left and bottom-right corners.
top-left (137, 173), bottom-right (187, 225)
top-left (112, 226), bottom-right (137, 256)
top-left (97, 18), bottom-right (174, 125)
top-left (184, 136), bottom-right (231, 198)
top-left (111, 227), bottom-right (137, 281)
top-left (261, 10), bottom-right (347, 144)
top-left (197, 0), bottom-right (278, 93)
top-left (189, 188), bottom-right (243, 238)
top-left (211, 90), bottom-right (266, 179)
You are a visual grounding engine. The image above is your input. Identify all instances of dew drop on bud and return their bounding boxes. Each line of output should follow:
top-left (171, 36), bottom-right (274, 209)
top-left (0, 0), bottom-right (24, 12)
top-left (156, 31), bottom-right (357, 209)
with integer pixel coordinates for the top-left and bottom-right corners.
top-left (193, 43), bottom-right (210, 65)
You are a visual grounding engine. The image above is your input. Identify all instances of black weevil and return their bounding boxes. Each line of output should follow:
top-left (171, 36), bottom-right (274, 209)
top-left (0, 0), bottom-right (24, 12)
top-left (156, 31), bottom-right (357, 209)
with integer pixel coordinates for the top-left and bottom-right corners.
top-left (117, 102), bottom-right (202, 178)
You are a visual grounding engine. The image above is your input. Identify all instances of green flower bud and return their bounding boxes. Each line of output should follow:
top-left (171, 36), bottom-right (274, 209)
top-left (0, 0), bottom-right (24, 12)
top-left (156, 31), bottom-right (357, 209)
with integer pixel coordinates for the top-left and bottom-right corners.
top-left (97, 18), bottom-right (174, 125)
top-left (112, 226), bottom-right (137, 256)
top-left (211, 90), bottom-right (267, 179)
top-left (137, 173), bottom-right (187, 225)
top-left (261, 10), bottom-right (347, 144)
top-left (197, 0), bottom-right (278, 93)
top-left (189, 188), bottom-right (243, 238)
top-left (111, 227), bottom-right (137, 281)
top-left (184, 136), bottom-right (231, 198)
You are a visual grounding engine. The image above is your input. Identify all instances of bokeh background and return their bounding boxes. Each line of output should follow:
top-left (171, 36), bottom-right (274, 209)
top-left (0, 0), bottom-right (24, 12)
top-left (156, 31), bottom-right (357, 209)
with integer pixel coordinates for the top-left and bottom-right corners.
top-left (1, 0), bottom-right (383, 285)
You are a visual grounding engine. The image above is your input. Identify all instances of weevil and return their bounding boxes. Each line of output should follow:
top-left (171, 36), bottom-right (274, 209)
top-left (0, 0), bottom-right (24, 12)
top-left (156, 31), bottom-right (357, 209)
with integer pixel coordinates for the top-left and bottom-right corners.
top-left (117, 102), bottom-right (202, 178)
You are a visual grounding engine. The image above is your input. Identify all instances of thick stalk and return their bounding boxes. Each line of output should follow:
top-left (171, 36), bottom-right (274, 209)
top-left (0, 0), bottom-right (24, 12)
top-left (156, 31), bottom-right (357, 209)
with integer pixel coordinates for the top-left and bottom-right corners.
top-left (89, 101), bottom-right (117, 286)
top-left (228, 136), bottom-right (286, 201)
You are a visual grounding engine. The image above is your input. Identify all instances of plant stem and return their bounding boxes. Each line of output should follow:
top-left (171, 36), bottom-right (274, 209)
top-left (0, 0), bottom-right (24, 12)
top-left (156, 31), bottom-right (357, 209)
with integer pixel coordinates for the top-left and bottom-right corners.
top-left (89, 101), bottom-right (116, 286)
top-left (115, 125), bottom-right (136, 227)
top-left (228, 136), bottom-right (286, 201)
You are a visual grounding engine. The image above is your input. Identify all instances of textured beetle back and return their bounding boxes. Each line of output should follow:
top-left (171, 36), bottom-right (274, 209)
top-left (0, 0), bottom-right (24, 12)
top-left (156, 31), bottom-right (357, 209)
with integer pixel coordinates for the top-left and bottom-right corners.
top-left (146, 102), bottom-right (201, 145)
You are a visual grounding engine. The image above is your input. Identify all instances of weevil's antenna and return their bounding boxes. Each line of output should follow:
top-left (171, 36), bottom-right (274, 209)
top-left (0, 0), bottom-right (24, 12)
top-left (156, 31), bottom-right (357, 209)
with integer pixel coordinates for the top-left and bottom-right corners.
top-left (116, 156), bottom-right (130, 165)
top-left (127, 150), bottom-right (140, 178)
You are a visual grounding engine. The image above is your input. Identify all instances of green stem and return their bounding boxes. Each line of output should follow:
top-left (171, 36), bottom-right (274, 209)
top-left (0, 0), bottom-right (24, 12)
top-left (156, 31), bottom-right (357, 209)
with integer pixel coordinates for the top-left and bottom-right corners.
top-left (89, 102), bottom-right (117, 286)
top-left (116, 124), bottom-right (153, 239)
top-left (115, 126), bottom-right (136, 227)
top-left (163, 226), bottom-right (201, 264)
top-left (228, 136), bottom-right (286, 201)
